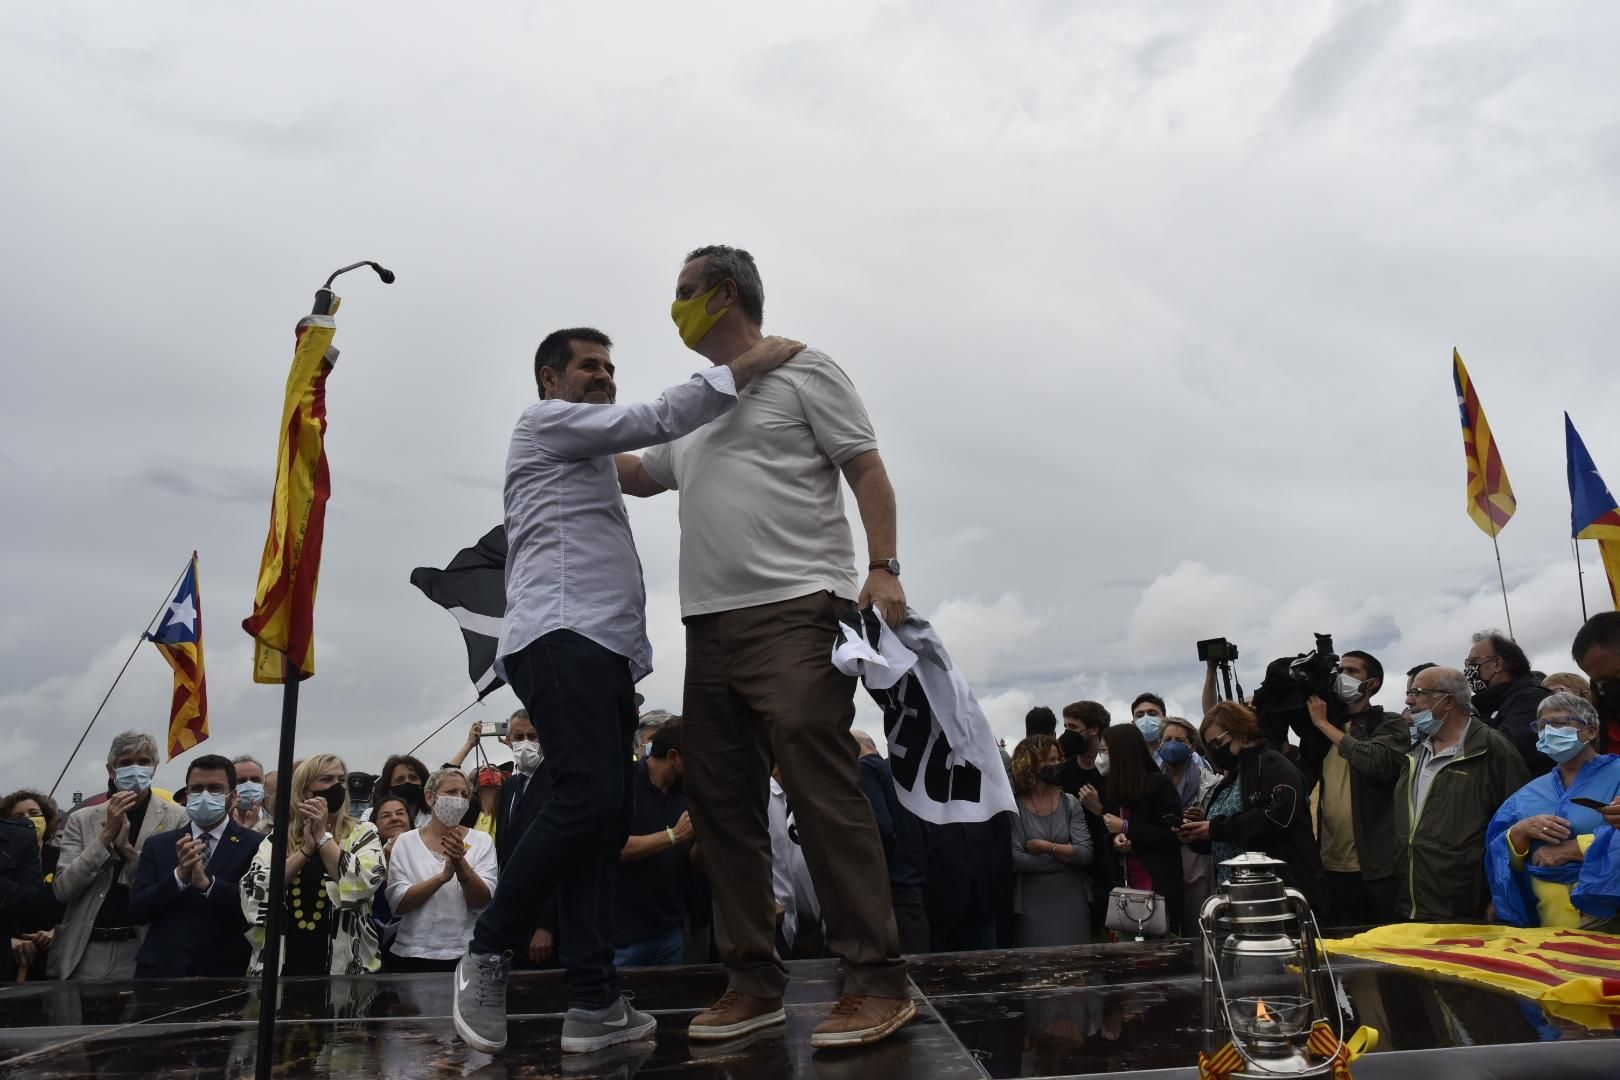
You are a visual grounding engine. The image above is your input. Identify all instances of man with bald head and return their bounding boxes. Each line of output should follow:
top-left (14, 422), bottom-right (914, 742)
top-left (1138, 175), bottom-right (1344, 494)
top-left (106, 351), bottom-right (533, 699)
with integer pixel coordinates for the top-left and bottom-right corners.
top-left (1392, 666), bottom-right (1529, 921)
top-left (851, 732), bottom-right (929, 954)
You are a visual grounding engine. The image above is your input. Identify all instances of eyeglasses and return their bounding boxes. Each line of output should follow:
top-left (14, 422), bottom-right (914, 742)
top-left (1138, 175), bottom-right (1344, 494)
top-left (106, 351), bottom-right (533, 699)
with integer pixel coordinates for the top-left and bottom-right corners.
top-left (1406, 687), bottom-right (1452, 700)
top-left (1532, 716), bottom-right (1588, 732)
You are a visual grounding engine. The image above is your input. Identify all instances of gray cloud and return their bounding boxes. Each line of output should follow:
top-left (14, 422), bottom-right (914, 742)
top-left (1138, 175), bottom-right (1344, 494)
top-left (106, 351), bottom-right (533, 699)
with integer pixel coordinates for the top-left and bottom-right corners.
top-left (2, 1), bottom-right (1618, 791)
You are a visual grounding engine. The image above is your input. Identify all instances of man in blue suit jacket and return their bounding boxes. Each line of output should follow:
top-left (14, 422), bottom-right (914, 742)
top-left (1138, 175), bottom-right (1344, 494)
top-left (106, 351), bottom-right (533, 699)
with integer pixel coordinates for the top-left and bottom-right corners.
top-left (130, 754), bottom-right (257, 978)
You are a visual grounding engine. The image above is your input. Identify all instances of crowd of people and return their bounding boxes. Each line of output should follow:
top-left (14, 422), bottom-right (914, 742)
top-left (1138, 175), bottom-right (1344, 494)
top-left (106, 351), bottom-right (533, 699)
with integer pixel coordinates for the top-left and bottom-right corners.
top-left (5, 613), bottom-right (1618, 992)
top-left (5, 245), bottom-right (1620, 1066)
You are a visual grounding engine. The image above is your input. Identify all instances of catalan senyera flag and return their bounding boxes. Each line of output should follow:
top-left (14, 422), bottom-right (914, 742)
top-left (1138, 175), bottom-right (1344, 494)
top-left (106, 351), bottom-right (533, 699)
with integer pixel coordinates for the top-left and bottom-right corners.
top-left (1566, 413), bottom-right (1620, 610)
top-left (242, 306), bottom-right (340, 683)
top-left (1324, 923), bottom-right (1620, 1031)
top-left (148, 553), bottom-right (208, 759)
top-left (1453, 349), bottom-right (1517, 537)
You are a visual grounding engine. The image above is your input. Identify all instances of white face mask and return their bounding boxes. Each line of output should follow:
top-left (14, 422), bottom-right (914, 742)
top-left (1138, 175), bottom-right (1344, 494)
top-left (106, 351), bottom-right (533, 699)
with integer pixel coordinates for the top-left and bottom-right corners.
top-left (432, 794), bottom-right (469, 827)
top-left (1095, 750), bottom-right (1110, 777)
top-left (1335, 673), bottom-right (1365, 703)
top-left (511, 740), bottom-right (542, 772)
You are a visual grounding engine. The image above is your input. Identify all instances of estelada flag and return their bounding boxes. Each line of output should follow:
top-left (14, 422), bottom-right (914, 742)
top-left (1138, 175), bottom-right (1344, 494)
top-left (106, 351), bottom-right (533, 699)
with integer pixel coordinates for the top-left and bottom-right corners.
top-left (148, 553), bottom-right (208, 759)
top-left (1566, 412), bottom-right (1620, 610)
top-left (1453, 349), bottom-right (1517, 537)
top-left (242, 308), bottom-right (339, 683)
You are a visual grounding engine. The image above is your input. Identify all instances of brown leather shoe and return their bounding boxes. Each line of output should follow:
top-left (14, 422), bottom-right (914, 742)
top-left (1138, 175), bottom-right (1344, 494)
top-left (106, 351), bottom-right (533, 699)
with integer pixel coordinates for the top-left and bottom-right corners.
top-left (687, 991), bottom-right (786, 1042)
top-left (810, 994), bottom-right (917, 1049)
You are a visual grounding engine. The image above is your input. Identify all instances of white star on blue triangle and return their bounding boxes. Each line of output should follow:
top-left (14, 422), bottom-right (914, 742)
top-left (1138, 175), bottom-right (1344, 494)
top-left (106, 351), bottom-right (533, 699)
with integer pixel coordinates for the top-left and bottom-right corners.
top-left (149, 562), bottom-right (201, 646)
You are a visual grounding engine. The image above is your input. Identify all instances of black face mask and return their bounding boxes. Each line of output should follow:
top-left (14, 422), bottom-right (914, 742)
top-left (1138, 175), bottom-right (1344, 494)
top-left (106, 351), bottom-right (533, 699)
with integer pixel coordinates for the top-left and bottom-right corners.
top-left (1037, 764), bottom-right (1065, 786)
top-left (317, 784), bottom-right (346, 813)
top-left (1207, 741), bottom-right (1241, 771)
top-left (392, 782), bottom-right (424, 807)
top-left (1057, 730), bottom-right (1087, 760)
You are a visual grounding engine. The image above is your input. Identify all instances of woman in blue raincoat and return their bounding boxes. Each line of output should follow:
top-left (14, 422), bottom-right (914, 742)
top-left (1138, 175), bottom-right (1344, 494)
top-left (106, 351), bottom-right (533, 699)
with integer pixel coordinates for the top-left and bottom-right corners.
top-left (1486, 692), bottom-right (1620, 928)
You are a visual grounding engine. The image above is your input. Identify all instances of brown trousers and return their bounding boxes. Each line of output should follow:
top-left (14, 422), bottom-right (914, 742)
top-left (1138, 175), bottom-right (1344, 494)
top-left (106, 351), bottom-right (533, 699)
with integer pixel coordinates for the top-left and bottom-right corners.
top-left (683, 590), bottom-right (908, 999)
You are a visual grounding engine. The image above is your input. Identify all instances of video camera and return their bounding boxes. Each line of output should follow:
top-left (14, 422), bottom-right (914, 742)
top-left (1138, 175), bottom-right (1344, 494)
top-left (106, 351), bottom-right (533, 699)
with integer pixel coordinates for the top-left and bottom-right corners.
top-left (1198, 638), bottom-right (1244, 703)
top-left (1252, 633), bottom-right (1343, 779)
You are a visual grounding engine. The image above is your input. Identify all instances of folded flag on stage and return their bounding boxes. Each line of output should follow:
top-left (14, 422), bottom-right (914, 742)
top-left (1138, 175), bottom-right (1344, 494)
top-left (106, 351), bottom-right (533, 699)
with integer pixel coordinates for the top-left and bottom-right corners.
top-left (147, 553), bottom-right (209, 760)
top-left (242, 309), bottom-right (340, 683)
top-left (411, 526), bottom-right (507, 697)
top-left (1323, 923), bottom-right (1620, 1031)
top-left (1453, 349), bottom-right (1516, 537)
top-left (1566, 413), bottom-right (1620, 611)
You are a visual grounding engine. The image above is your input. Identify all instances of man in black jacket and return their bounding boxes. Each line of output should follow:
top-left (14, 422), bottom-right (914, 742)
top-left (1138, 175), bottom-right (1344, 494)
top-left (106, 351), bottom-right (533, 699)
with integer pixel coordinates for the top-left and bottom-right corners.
top-left (1467, 630), bottom-right (1553, 777)
top-left (1305, 650), bottom-right (1409, 926)
top-left (494, 711), bottom-right (559, 968)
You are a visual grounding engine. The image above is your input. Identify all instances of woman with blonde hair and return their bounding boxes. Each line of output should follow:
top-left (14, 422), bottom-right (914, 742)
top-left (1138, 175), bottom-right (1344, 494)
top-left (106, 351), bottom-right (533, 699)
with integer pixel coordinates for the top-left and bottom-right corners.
top-left (241, 753), bottom-right (387, 975)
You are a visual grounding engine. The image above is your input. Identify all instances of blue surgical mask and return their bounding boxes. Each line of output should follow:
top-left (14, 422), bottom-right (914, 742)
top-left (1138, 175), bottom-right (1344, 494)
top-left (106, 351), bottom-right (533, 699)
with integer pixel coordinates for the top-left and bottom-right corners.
top-left (186, 791), bottom-right (229, 828)
top-left (1536, 725), bottom-right (1585, 764)
top-left (1159, 740), bottom-right (1192, 765)
top-left (1134, 715), bottom-right (1163, 743)
top-left (236, 781), bottom-right (264, 808)
top-left (1411, 710), bottom-right (1441, 739)
top-left (114, 764), bottom-right (154, 793)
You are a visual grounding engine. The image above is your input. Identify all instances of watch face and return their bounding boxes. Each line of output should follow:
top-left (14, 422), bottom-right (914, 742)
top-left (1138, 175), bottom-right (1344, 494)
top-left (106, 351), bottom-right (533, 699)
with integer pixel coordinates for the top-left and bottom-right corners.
top-left (886, 559), bottom-right (901, 576)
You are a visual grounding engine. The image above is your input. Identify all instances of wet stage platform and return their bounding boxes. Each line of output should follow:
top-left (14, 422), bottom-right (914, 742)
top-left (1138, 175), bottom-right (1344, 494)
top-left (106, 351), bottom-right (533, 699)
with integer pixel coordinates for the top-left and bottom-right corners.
top-left (1, 941), bottom-right (1615, 1078)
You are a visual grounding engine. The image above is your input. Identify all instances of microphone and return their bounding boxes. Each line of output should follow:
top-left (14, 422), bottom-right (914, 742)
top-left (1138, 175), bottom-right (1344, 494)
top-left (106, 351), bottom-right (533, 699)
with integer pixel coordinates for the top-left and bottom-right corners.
top-left (313, 260), bottom-right (396, 316)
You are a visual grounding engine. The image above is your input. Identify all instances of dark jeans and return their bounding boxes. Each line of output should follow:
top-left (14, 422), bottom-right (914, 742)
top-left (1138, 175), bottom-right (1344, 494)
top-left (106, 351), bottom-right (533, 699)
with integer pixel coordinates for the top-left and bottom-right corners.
top-left (470, 630), bottom-right (637, 1010)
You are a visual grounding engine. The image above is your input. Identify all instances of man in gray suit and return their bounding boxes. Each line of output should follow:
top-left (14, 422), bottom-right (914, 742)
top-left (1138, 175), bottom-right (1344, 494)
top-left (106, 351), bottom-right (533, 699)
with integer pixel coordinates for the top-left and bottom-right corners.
top-left (49, 731), bottom-right (188, 980)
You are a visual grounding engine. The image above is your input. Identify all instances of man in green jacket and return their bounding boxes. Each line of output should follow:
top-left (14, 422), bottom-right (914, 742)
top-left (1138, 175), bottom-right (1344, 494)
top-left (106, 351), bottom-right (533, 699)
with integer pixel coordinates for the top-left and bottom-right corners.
top-left (1394, 666), bottom-right (1531, 921)
top-left (1307, 649), bottom-right (1411, 927)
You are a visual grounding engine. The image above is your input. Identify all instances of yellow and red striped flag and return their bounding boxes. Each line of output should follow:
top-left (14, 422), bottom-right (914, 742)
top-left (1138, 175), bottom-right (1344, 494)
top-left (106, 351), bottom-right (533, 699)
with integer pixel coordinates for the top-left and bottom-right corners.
top-left (148, 553), bottom-right (208, 758)
top-left (242, 308), bottom-right (339, 683)
top-left (1324, 923), bottom-right (1620, 1031)
top-left (1452, 349), bottom-right (1516, 537)
top-left (1567, 413), bottom-right (1620, 610)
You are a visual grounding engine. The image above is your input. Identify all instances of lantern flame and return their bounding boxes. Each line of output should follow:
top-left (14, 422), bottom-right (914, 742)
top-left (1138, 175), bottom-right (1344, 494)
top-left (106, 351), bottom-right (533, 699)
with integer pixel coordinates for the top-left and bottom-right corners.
top-left (1255, 1000), bottom-right (1274, 1022)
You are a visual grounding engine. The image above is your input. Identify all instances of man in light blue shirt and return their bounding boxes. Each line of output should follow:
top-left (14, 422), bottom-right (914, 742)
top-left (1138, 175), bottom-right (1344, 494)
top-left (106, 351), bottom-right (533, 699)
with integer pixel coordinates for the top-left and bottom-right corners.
top-left (453, 326), bottom-right (800, 1057)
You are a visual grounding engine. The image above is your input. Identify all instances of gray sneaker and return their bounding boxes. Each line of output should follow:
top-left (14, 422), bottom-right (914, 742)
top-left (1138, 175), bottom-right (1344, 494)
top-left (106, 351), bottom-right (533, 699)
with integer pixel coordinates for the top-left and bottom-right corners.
top-left (560, 995), bottom-right (658, 1054)
top-left (452, 949), bottom-right (513, 1053)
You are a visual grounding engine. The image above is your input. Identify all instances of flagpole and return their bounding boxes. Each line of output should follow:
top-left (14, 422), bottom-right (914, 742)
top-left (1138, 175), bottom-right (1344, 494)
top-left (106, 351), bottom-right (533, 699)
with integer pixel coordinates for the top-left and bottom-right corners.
top-left (1490, 527), bottom-right (1515, 641)
top-left (407, 697), bottom-right (484, 757)
top-left (254, 279), bottom-right (340, 1080)
top-left (1573, 538), bottom-right (1590, 622)
top-left (47, 556), bottom-right (193, 802)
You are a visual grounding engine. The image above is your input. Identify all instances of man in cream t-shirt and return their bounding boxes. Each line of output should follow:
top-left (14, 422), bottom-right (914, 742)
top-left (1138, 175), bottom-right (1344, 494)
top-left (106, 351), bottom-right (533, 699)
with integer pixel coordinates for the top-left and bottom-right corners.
top-left (619, 244), bottom-right (914, 1051)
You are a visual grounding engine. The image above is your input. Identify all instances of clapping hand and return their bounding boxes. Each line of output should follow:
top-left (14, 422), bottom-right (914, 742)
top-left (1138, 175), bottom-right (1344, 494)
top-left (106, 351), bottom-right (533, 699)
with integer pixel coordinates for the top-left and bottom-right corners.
top-left (672, 811), bottom-right (695, 844)
top-left (1103, 814), bottom-right (1126, 835)
top-left (100, 791), bottom-right (138, 850)
top-left (1113, 832), bottom-right (1132, 853)
top-left (439, 832), bottom-right (469, 878)
top-left (176, 835), bottom-right (211, 890)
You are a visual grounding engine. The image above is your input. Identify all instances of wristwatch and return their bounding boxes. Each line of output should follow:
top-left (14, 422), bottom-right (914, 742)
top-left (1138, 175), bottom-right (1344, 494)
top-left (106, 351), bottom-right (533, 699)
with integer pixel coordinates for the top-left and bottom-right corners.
top-left (869, 558), bottom-right (901, 577)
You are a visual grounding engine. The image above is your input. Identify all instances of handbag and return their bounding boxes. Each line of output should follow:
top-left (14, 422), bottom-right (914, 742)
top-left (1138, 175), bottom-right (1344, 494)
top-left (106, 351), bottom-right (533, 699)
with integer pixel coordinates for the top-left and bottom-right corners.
top-left (1104, 853), bottom-right (1168, 940)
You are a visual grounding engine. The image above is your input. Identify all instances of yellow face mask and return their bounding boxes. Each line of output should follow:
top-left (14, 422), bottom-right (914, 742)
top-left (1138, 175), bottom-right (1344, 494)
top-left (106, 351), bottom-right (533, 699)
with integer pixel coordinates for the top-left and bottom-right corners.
top-left (670, 283), bottom-right (730, 349)
top-left (29, 815), bottom-right (47, 841)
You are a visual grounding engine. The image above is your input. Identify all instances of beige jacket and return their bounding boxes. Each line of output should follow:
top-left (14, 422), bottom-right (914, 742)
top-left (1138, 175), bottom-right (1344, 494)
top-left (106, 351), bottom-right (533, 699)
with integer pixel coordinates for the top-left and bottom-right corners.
top-left (49, 793), bottom-right (189, 978)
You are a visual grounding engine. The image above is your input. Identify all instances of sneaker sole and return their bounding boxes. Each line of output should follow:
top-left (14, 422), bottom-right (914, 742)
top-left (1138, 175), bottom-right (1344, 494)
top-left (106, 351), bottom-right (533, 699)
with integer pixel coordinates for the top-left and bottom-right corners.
top-left (686, 1008), bottom-right (787, 1042)
top-left (810, 999), bottom-right (918, 1049)
top-left (560, 1014), bottom-right (659, 1054)
top-left (451, 961), bottom-right (506, 1055)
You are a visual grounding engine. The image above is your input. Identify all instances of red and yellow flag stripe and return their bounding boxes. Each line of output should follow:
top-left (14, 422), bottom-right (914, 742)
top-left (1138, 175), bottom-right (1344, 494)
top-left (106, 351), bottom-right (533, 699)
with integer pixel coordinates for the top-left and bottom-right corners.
top-left (1452, 349), bottom-right (1516, 538)
top-left (242, 310), bottom-right (338, 683)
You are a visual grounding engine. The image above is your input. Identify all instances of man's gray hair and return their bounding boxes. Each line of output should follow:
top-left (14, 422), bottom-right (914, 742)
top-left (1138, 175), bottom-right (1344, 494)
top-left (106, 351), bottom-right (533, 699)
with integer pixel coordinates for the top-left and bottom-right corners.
top-left (684, 244), bottom-right (765, 326)
top-left (1537, 691), bottom-right (1599, 730)
top-left (509, 708), bottom-right (528, 723)
top-left (1428, 667), bottom-right (1472, 712)
top-left (106, 731), bottom-right (158, 767)
top-left (426, 767), bottom-right (469, 796)
top-left (1470, 628), bottom-right (1507, 645)
top-left (231, 754), bottom-right (263, 771)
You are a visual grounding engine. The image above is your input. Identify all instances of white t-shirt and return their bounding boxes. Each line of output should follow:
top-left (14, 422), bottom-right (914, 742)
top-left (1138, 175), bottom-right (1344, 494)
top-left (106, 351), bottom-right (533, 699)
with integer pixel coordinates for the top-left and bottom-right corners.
top-left (385, 827), bottom-right (498, 960)
top-left (641, 348), bottom-right (877, 618)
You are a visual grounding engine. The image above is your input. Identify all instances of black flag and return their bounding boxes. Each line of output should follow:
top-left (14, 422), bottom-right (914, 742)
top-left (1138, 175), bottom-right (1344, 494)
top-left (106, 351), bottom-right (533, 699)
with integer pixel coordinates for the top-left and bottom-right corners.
top-left (410, 526), bottom-right (507, 697)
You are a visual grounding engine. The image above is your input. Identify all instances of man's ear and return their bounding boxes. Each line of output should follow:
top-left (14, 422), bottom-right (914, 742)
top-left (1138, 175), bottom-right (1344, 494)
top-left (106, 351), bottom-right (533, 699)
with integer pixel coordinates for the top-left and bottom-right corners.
top-left (712, 279), bottom-right (737, 314)
top-left (1367, 677), bottom-right (1383, 699)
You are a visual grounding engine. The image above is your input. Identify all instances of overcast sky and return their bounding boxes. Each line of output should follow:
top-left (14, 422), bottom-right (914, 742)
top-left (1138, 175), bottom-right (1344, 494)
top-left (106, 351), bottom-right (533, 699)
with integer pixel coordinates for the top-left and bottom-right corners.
top-left (4, 1), bottom-right (1618, 800)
